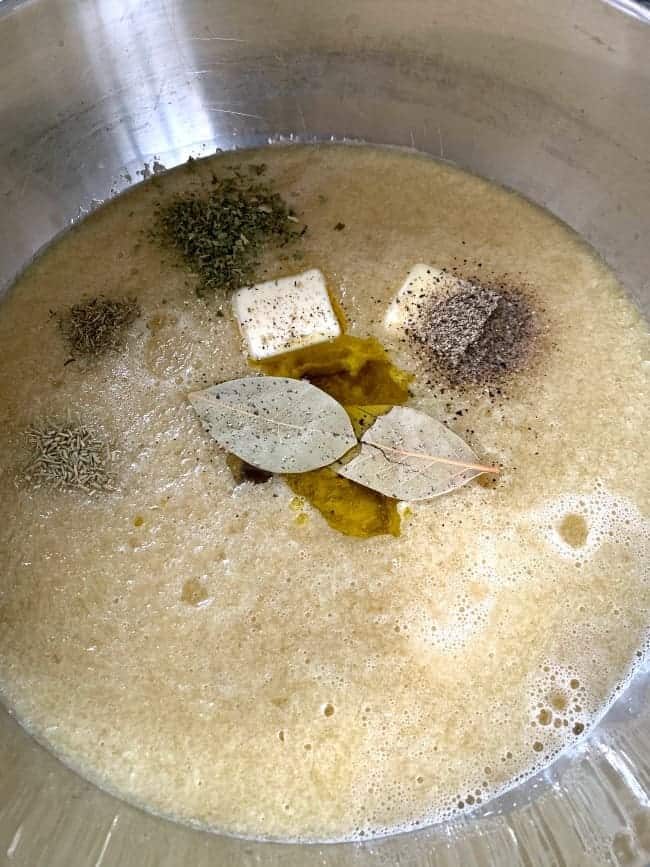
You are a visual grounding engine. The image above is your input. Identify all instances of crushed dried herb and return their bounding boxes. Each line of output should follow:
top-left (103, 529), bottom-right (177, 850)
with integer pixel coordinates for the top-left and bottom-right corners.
top-left (407, 284), bottom-right (537, 385)
top-left (24, 421), bottom-right (113, 492)
top-left (54, 295), bottom-right (140, 356)
top-left (153, 168), bottom-right (302, 297)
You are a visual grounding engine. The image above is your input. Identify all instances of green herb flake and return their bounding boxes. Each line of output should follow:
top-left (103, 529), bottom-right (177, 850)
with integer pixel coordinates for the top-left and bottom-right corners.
top-left (153, 168), bottom-right (303, 297)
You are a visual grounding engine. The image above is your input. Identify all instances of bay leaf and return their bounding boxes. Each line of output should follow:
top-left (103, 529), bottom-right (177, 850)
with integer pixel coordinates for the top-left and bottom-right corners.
top-left (336, 405), bottom-right (498, 501)
top-left (188, 376), bottom-right (357, 473)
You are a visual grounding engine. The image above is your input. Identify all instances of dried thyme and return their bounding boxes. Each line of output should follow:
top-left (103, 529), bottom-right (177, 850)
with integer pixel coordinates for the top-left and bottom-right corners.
top-left (24, 421), bottom-right (113, 492)
top-left (153, 169), bottom-right (302, 297)
top-left (54, 295), bottom-right (140, 356)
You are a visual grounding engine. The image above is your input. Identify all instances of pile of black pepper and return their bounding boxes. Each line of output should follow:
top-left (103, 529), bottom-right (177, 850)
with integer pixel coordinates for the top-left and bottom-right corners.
top-left (406, 276), bottom-right (538, 386)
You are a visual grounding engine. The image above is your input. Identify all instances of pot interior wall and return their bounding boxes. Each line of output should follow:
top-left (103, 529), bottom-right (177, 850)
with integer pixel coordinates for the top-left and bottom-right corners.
top-left (0, 1), bottom-right (649, 865)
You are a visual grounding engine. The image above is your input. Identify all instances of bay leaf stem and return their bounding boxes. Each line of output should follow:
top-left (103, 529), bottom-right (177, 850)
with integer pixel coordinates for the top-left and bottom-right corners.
top-left (363, 438), bottom-right (500, 474)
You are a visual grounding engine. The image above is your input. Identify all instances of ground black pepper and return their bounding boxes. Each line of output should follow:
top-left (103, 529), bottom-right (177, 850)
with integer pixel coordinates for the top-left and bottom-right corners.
top-left (407, 279), bottom-right (538, 386)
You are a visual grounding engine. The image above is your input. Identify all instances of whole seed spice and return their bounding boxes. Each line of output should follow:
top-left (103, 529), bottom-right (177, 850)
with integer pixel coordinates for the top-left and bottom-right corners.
top-left (153, 168), bottom-right (303, 297)
top-left (54, 295), bottom-right (140, 356)
top-left (407, 281), bottom-right (538, 385)
top-left (24, 421), bottom-right (113, 492)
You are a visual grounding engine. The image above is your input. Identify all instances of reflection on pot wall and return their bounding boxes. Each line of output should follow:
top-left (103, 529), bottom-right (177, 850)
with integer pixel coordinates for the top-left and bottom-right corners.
top-left (0, 1), bottom-right (649, 866)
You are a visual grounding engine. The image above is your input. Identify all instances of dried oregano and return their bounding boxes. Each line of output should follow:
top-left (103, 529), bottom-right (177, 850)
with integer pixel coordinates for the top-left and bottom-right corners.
top-left (153, 167), bottom-right (303, 297)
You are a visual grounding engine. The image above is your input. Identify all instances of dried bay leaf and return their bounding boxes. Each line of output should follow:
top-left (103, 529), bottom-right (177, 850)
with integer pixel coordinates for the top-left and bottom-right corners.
top-left (188, 377), bottom-right (357, 474)
top-left (336, 405), bottom-right (499, 501)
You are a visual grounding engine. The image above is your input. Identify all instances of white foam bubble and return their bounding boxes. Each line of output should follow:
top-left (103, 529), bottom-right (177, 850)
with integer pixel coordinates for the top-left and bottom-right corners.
top-left (529, 485), bottom-right (649, 569)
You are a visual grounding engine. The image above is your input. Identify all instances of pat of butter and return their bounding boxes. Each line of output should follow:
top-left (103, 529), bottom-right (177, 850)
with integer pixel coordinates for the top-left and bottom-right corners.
top-left (384, 263), bottom-right (469, 331)
top-left (232, 269), bottom-right (341, 360)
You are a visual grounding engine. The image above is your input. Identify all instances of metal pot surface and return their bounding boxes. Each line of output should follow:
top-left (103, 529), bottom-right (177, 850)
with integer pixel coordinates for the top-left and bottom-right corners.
top-left (0, 1), bottom-right (649, 865)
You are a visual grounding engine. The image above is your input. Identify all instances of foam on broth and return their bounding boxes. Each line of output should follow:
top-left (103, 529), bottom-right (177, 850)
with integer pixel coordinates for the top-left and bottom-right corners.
top-left (0, 144), bottom-right (648, 841)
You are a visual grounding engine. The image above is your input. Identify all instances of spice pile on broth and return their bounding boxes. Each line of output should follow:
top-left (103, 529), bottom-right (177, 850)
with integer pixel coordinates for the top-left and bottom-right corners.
top-left (0, 144), bottom-right (648, 841)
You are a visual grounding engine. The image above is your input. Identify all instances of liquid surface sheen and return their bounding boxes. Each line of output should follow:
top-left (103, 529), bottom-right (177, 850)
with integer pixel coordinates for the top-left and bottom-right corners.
top-left (0, 145), bottom-right (648, 841)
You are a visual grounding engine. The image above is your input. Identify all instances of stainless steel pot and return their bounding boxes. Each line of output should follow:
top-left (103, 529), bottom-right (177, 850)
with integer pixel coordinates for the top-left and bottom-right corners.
top-left (1, 1), bottom-right (649, 864)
